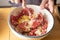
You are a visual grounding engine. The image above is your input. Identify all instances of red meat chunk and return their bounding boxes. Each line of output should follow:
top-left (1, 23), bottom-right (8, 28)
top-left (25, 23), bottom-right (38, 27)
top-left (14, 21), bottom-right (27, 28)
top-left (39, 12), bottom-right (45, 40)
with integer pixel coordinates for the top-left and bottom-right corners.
top-left (41, 29), bottom-right (47, 34)
top-left (37, 13), bottom-right (43, 19)
top-left (10, 15), bottom-right (18, 25)
top-left (37, 13), bottom-right (43, 23)
top-left (29, 8), bottom-right (34, 14)
top-left (18, 12), bottom-right (23, 18)
top-left (17, 22), bottom-right (28, 31)
top-left (32, 20), bottom-right (41, 29)
top-left (21, 8), bottom-right (29, 16)
top-left (10, 15), bottom-right (18, 21)
top-left (42, 18), bottom-right (48, 30)
top-left (21, 8), bottom-right (34, 16)
top-left (42, 18), bottom-right (48, 34)
top-left (29, 29), bottom-right (37, 36)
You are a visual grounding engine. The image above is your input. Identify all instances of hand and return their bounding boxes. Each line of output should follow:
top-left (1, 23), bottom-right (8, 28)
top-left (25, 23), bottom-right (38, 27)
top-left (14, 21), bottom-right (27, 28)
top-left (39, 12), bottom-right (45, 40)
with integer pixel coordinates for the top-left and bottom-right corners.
top-left (10, 0), bottom-right (22, 4)
top-left (40, 0), bottom-right (54, 13)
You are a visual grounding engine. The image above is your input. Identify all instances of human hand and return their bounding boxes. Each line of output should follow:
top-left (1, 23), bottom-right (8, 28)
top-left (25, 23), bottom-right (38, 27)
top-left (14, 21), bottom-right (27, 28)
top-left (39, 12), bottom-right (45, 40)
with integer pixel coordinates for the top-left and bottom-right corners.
top-left (10, 0), bottom-right (22, 4)
top-left (40, 0), bottom-right (54, 13)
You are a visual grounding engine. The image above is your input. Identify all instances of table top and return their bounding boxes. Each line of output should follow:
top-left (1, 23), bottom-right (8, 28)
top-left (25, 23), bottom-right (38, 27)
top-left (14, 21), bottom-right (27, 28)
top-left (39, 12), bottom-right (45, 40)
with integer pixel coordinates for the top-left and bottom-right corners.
top-left (0, 6), bottom-right (60, 40)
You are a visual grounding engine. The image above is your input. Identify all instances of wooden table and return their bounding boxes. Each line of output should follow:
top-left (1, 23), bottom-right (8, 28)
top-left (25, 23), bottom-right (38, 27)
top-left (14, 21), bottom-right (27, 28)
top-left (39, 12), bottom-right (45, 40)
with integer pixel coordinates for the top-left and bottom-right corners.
top-left (0, 6), bottom-right (60, 40)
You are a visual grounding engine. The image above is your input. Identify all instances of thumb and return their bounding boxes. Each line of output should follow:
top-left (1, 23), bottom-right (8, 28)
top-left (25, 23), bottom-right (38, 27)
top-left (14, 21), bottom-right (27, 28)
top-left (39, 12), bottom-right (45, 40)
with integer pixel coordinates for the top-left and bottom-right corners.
top-left (14, 0), bottom-right (22, 4)
top-left (40, 0), bottom-right (48, 9)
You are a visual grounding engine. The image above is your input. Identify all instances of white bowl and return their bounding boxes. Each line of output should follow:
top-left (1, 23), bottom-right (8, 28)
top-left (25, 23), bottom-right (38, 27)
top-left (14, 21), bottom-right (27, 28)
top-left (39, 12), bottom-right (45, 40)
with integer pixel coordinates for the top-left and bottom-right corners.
top-left (8, 5), bottom-right (54, 38)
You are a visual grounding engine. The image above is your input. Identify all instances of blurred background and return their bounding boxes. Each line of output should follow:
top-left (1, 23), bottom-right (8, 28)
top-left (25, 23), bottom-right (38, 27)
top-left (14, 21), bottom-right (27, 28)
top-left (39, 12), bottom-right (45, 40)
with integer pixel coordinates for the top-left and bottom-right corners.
top-left (0, 0), bottom-right (60, 7)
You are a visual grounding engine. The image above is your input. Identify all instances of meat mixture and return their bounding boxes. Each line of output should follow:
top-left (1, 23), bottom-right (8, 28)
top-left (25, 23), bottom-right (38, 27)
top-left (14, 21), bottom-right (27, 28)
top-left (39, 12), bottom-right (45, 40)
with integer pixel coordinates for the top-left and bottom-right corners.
top-left (10, 8), bottom-right (48, 36)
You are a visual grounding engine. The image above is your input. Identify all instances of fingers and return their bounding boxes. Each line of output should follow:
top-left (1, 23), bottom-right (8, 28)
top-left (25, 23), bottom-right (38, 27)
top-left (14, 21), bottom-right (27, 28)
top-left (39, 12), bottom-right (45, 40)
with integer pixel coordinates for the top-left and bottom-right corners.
top-left (10, 0), bottom-right (21, 4)
top-left (40, 0), bottom-right (48, 9)
top-left (15, 0), bottom-right (20, 4)
top-left (48, 0), bottom-right (54, 13)
top-left (45, 4), bottom-right (49, 8)
top-left (40, 0), bottom-right (54, 13)
top-left (22, 0), bottom-right (26, 8)
top-left (10, 0), bottom-right (15, 3)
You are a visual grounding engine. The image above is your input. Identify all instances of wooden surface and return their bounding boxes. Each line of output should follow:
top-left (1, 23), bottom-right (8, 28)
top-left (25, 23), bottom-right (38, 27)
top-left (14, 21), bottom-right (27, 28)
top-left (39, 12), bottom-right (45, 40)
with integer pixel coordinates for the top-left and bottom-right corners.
top-left (0, 6), bottom-right (60, 40)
